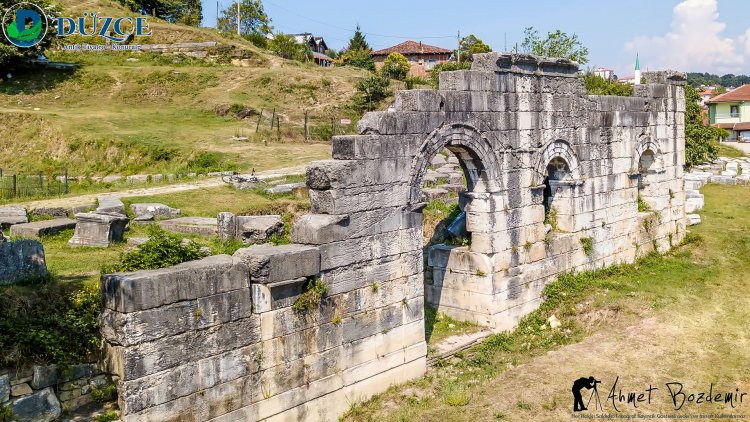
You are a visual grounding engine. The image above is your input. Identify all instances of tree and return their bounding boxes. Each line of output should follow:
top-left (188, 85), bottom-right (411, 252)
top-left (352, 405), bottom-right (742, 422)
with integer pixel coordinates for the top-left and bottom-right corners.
top-left (710, 86), bottom-right (727, 97)
top-left (268, 33), bottom-right (312, 62)
top-left (218, 0), bottom-right (272, 35)
top-left (0, 0), bottom-right (59, 68)
top-left (684, 84), bottom-right (728, 167)
top-left (381, 52), bottom-right (410, 80)
top-left (116, 0), bottom-right (202, 26)
top-left (457, 34), bottom-right (491, 62)
top-left (347, 25), bottom-right (370, 52)
top-left (521, 27), bottom-right (589, 64)
top-left (337, 48), bottom-right (375, 72)
top-left (354, 74), bottom-right (391, 111)
top-left (584, 73), bottom-right (632, 96)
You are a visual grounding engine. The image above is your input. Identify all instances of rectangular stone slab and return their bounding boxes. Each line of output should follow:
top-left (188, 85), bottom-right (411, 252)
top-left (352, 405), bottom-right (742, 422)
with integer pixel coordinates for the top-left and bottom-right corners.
top-left (9, 218), bottom-right (76, 239)
top-left (159, 217), bottom-right (217, 236)
top-left (0, 205), bottom-right (28, 229)
top-left (234, 244), bottom-right (320, 284)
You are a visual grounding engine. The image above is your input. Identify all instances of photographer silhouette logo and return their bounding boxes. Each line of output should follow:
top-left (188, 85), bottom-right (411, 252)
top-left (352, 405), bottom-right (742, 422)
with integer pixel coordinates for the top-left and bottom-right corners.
top-left (572, 376), bottom-right (603, 412)
top-left (2, 2), bottom-right (48, 48)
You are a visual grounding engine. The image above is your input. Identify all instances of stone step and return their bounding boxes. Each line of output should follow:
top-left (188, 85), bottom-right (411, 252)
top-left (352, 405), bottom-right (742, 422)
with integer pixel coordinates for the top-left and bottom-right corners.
top-left (9, 219), bottom-right (76, 239)
top-left (158, 217), bottom-right (217, 236)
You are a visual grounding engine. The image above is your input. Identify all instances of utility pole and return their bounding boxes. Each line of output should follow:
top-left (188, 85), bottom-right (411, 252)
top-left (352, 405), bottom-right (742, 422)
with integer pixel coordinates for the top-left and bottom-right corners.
top-left (216, 1), bottom-right (219, 29)
top-left (236, 0), bottom-right (241, 36)
top-left (457, 30), bottom-right (460, 64)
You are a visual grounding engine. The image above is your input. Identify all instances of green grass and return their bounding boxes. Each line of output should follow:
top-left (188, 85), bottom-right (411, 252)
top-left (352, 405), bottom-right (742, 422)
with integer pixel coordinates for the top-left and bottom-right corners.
top-left (0, 0), bottom-right (369, 176)
top-left (717, 142), bottom-right (746, 158)
top-left (343, 184), bottom-right (750, 421)
top-left (425, 305), bottom-right (483, 347)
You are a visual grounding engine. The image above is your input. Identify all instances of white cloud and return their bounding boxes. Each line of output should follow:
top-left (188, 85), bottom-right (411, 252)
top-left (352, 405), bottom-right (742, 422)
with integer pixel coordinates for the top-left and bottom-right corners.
top-left (624, 0), bottom-right (746, 74)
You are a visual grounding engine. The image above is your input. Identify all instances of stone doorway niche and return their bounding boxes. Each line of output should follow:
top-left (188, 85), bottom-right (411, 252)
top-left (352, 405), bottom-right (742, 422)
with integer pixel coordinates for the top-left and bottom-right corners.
top-left (538, 140), bottom-right (582, 233)
top-left (410, 124), bottom-right (502, 331)
top-left (634, 138), bottom-right (664, 210)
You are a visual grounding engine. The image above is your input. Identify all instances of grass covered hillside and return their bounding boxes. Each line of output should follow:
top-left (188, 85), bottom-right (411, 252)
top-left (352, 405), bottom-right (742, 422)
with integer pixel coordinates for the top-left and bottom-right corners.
top-left (0, 0), bottom-right (371, 176)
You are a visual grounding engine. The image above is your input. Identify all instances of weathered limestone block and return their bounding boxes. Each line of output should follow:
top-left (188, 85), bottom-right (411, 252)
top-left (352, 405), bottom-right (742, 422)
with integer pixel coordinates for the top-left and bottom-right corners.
top-left (265, 182), bottom-right (306, 195)
top-left (130, 203), bottom-right (180, 219)
top-left (0, 205), bottom-right (27, 229)
top-left (159, 217), bottom-right (217, 236)
top-left (96, 195), bottom-right (126, 215)
top-left (306, 158), bottom-right (412, 190)
top-left (234, 244), bottom-right (320, 284)
top-left (394, 89), bottom-right (443, 112)
top-left (68, 212), bottom-right (129, 247)
top-left (101, 255), bottom-right (249, 313)
top-left (685, 196), bottom-right (704, 213)
top-left (430, 154), bottom-right (447, 166)
top-left (291, 214), bottom-right (349, 245)
top-left (30, 207), bottom-right (67, 219)
top-left (11, 387), bottom-right (61, 422)
top-left (0, 239), bottom-right (48, 284)
top-left (236, 215), bottom-right (284, 244)
top-left (101, 288), bottom-right (253, 346)
top-left (8, 219), bottom-right (76, 239)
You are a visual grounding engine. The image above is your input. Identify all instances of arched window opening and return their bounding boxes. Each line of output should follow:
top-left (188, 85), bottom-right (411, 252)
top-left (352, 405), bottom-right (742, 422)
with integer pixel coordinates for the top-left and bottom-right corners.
top-left (542, 156), bottom-right (575, 232)
top-left (637, 149), bottom-right (658, 212)
top-left (422, 148), bottom-right (470, 247)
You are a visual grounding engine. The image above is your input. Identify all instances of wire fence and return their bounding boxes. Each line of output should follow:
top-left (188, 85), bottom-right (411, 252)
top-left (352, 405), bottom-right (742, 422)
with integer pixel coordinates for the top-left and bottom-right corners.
top-left (230, 107), bottom-right (358, 144)
top-left (0, 169), bottom-right (69, 200)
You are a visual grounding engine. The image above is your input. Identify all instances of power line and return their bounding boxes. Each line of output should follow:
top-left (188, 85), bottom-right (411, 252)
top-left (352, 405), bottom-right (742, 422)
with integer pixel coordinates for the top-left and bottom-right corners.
top-left (263, 0), bottom-right (455, 40)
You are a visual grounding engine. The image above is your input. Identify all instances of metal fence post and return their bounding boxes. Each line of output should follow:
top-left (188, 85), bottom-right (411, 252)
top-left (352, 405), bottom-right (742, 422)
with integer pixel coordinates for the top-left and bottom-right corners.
top-left (304, 111), bottom-right (309, 142)
top-left (256, 109), bottom-right (263, 133)
top-left (64, 169), bottom-right (69, 194)
top-left (12, 174), bottom-right (16, 198)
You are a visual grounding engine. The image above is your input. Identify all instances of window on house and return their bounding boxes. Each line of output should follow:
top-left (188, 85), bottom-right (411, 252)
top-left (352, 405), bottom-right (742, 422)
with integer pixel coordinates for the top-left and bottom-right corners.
top-left (731, 105), bottom-right (740, 117)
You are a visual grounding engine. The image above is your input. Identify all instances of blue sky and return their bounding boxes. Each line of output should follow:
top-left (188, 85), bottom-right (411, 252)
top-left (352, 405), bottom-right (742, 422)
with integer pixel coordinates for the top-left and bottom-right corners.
top-left (201, 0), bottom-right (750, 76)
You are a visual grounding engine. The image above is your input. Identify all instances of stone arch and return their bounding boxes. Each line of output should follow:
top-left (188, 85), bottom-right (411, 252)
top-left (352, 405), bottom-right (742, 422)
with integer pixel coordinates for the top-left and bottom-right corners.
top-left (633, 137), bottom-right (664, 174)
top-left (408, 123), bottom-right (501, 205)
top-left (533, 139), bottom-right (582, 185)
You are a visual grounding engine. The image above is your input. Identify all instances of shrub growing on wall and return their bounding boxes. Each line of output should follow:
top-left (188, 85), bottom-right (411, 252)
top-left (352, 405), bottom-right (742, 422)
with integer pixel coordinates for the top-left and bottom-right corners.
top-left (104, 225), bottom-right (204, 273)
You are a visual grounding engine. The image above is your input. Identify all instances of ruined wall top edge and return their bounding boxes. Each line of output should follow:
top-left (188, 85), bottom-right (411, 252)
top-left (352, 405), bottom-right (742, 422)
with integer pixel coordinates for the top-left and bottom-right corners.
top-left (471, 53), bottom-right (580, 78)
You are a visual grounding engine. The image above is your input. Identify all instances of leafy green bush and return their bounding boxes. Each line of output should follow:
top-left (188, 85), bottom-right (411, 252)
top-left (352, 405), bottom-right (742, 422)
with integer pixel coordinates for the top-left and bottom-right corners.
top-left (269, 34), bottom-right (313, 62)
top-left (685, 85), bottom-right (726, 167)
top-left (186, 151), bottom-right (238, 173)
top-left (405, 76), bottom-right (429, 90)
top-left (337, 48), bottom-right (375, 72)
top-left (353, 74), bottom-right (391, 112)
top-left (292, 278), bottom-right (327, 313)
top-left (584, 73), bottom-right (632, 96)
top-left (92, 384), bottom-right (118, 403)
top-left (381, 52), bottom-right (410, 80)
top-left (0, 282), bottom-right (101, 367)
top-left (103, 225), bottom-right (204, 273)
top-left (96, 411), bottom-right (120, 422)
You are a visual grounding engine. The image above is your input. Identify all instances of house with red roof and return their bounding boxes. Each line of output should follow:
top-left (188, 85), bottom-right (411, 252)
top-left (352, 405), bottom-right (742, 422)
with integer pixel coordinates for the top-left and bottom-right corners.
top-left (707, 84), bottom-right (750, 142)
top-left (371, 40), bottom-right (453, 77)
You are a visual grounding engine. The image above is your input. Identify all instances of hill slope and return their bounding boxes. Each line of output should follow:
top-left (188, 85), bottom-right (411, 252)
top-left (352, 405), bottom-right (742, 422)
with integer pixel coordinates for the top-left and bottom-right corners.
top-left (0, 0), bottom-right (371, 176)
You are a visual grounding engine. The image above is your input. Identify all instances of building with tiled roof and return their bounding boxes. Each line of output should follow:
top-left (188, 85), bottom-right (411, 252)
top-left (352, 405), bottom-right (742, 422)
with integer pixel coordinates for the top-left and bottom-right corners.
top-left (707, 84), bottom-right (750, 141)
top-left (371, 40), bottom-right (453, 77)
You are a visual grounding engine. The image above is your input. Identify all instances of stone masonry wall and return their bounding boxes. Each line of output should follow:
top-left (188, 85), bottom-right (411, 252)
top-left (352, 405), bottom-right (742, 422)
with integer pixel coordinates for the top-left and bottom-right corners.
top-left (101, 53), bottom-right (686, 421)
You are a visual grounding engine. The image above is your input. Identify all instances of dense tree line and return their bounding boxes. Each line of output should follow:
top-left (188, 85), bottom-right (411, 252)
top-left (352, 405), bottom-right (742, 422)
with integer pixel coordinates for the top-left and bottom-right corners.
top-left (687, 72), bottom-right (750, 88)
top-left (117, 0), bottom-right (202, 26)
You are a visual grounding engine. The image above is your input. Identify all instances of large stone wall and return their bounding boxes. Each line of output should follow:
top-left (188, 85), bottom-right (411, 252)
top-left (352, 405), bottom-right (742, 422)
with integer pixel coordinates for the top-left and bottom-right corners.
top-left (101, 53), bottom-right (687, 421)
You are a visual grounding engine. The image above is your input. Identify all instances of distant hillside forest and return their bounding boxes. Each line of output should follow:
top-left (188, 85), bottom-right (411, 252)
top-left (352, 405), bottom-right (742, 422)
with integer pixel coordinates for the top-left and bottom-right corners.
top-left (687, 72), bottom-right (750, 88)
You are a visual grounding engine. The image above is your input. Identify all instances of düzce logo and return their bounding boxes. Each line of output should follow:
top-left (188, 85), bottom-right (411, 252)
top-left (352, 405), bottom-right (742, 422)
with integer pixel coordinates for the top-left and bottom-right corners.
top-left (2, 2), bottom-right (48, 48)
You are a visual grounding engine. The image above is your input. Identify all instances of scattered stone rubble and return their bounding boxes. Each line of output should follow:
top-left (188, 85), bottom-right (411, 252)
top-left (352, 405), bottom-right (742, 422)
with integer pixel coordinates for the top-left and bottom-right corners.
top-left (217, 212), bottom-right (284, 244)
top-left (684, 156), bottom-right (750, 225)
top-left (0, 364), bottom-right (114, 421)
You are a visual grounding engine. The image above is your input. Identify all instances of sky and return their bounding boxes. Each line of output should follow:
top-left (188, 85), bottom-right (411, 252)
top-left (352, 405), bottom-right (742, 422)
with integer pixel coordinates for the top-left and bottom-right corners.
top-left (202, 0), bottom-right (750, 76)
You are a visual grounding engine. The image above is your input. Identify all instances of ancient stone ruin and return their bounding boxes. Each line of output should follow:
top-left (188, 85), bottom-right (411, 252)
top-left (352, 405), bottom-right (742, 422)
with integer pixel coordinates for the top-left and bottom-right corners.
top-left (100, 53), bottom-right (687, 421)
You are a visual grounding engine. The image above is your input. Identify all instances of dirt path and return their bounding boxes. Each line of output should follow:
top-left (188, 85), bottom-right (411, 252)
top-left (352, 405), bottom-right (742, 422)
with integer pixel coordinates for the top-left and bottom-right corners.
top-left (12, 165), bottom-right (308, 210)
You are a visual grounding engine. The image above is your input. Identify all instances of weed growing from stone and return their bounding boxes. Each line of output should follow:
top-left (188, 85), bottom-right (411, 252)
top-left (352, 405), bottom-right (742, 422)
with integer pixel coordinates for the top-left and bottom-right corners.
top-left (292, 278), bottom-right (327, 313)
top-left (580, 237), bottom-right (594, 256)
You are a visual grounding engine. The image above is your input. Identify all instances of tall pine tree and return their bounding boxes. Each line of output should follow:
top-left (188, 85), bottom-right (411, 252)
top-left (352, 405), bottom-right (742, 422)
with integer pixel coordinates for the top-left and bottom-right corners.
top-left (347, 25), bottom-right (370, 52)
